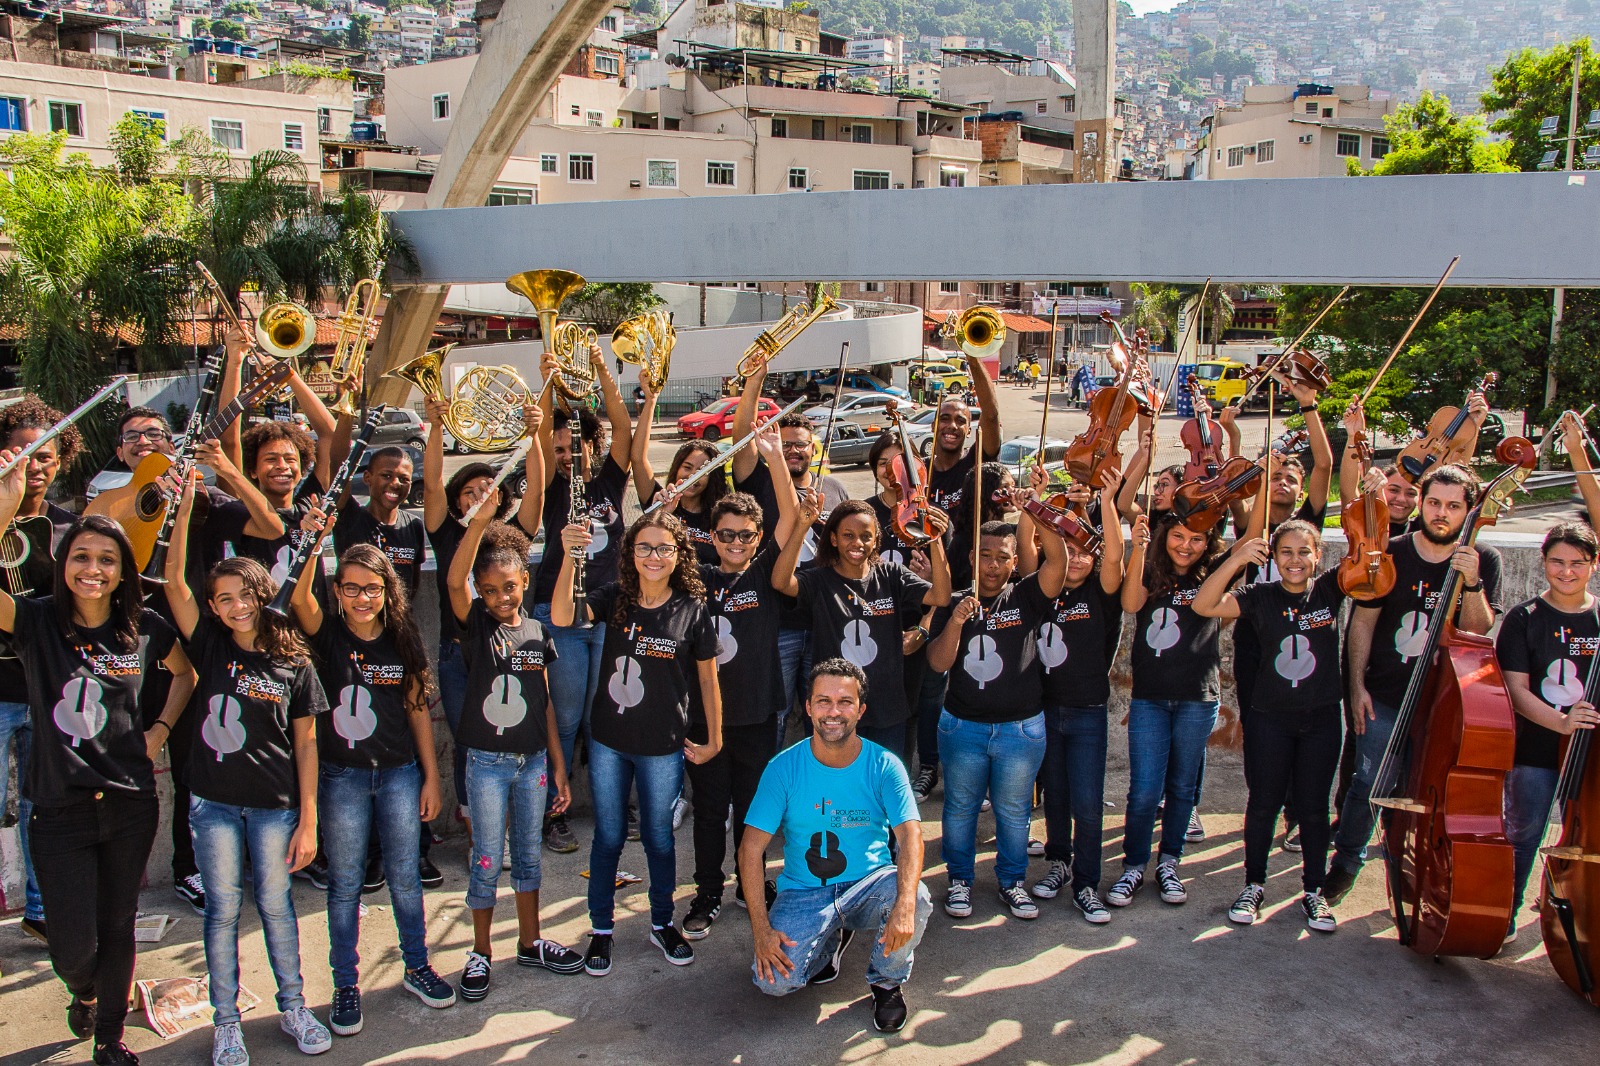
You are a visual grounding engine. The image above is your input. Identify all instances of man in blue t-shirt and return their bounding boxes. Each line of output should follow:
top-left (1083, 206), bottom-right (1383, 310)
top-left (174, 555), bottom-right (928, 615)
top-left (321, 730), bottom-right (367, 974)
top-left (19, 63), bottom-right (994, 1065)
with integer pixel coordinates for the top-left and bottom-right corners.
top-left (740, 658), bottom-right (932, 1033)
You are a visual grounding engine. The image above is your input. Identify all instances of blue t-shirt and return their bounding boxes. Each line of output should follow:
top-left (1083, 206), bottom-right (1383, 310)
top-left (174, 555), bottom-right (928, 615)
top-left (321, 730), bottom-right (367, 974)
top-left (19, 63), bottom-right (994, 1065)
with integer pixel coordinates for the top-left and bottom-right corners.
top-left (744, 737), bottom-right (919, 893)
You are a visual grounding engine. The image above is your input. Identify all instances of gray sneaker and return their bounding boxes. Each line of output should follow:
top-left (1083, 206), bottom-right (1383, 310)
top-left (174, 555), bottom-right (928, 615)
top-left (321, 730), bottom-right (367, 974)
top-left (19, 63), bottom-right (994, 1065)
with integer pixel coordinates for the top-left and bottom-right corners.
top-left (212, 1021), bottom-right (249, 1066)
top-left (543, 814), bottom-right (579, 854)
top-left (279, 1006), bottom-right (331, 1055)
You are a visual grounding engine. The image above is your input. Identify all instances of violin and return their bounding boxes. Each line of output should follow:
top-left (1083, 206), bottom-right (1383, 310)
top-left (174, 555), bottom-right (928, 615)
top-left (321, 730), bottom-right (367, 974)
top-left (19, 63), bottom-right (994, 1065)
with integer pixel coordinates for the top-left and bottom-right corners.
top-left (1179, 374), bottom-right (1224, 483)
top-left (1371, 435), bottom-right (1536, 959)
top-left (1243, 348), bottom-right (1331, 401)
top-left (1336, 428), bottom-right (1396, 600)
top-left (1170, 430), bottom-right (1308, 533)
top-left (1064, 311), bottom-right (1151, 486)
top-left (1397, 372), bottom-right (1496, 484)
top-left (1022, 492), bottom-right (1103, 555)
top-left (885, 401), bottom-right (936, 546)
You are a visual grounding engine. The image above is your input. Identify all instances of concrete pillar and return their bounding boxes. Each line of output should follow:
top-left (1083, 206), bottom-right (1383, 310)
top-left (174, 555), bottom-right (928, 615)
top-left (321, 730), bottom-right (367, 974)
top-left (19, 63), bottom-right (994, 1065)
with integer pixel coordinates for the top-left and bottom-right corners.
top-left (366, 0), bottom-right (619, 407)
top-left (1073, 0), bottom-right (1117, 184)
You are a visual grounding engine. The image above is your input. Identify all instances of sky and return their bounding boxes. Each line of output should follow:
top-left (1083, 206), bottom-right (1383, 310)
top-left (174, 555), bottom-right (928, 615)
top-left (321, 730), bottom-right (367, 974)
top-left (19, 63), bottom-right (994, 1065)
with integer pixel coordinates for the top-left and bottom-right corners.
top-left (1124, 0), bottom-right (1183, 14)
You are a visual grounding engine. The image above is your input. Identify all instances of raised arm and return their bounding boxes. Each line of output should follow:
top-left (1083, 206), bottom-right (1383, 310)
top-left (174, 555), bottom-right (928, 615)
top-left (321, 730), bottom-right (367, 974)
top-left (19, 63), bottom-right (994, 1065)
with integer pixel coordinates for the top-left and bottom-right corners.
top-left (921, 508), bottom-right (952, 607)
top-left (163, 471), bottom-right (205, 640)
top-left (771, 489), bottom-right (823, 598)
top-left (730, 362), bottom-right (769, 484)
top-left (1097, 471), bottom-right (1126, 595)
top-left (1035, 513), bottom-right (1069, 599)
top-left (423, 396), bottom-right (450, 533)
top-left (754, 426), bottom-right (798, 551)
top-left (447, 489), bottom-right (499, 626)
top-left (927, 595), bottom-right (977, 674)
top-left (1563, 412), bottom-right (1600, 522)
top-left (218, 330), bottom-right (246, 469)
top-left (594, 344), bottom-right (632, 471)
top-left (513, 404), bottom-right (547, 538)
top-left (1120, 513), bottom-right (1151, 614)
top-left (289, 501), bottom-right (334, 637)
top-left (1338, 400), bottom-right (1367, 510)
top-left (1116, 424), bottom-right (1155, 520)
top-left (967, 355), bottom-right (1001, 459)
top-left (550, 522), bottom-right (594, 628)
top-left (1194, 538), bottom-right (1264, 619)
top-left (629, 372), bottom-right (662, 502)
top-left (1288, 377), bottom-right (1332, 513)
top-left (196, 439), bottom-right (284, 540)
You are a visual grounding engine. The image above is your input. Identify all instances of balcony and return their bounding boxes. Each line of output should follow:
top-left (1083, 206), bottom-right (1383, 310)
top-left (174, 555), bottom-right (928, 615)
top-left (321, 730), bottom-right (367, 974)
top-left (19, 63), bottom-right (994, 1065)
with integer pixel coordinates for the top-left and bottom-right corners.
top-left (912, 133), bottom-right (982, 164)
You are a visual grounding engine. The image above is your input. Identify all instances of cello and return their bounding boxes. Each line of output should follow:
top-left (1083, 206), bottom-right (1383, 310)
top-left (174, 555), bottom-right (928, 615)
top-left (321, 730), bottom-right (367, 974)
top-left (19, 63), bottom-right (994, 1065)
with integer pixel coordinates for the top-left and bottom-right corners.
top-left (1336, 427), bottom-right (1396, 600)
top-left (1396, 372), bottom-right (1496, 484)
top-left (1371, 436), bottom-right (1537, 958)
top-left (884, 400), bottom-right (937, 546)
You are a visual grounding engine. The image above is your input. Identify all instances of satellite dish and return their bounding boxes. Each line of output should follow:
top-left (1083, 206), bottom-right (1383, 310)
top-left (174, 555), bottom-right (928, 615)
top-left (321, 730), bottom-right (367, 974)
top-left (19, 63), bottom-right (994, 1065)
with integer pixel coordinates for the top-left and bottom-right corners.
top-left (665, 53), bottom-right (687, 67)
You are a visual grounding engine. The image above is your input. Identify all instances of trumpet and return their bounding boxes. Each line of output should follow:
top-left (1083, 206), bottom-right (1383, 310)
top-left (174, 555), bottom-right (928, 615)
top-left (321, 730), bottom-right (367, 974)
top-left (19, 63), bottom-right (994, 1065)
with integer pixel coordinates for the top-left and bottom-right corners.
top-left (505, 269), bottom-right (599, 405)
top-left (942, 306), bottom-right (1006, 360)
top-left (732, 293), bottom-right (838, 388)
top-left (194, 260), bottom-right (300, 402)
top-left (326, 278), bottom-right (382, 416)
top-left (612, 310), bottom-right (675, 394)
top-left (387, 343), bottom-right (532, 453)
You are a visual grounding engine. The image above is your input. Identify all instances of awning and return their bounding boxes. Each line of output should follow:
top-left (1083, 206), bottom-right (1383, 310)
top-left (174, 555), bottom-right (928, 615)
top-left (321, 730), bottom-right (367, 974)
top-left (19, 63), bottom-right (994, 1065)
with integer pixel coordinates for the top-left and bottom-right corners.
top-left (922, 309), bottom-right (1055, 333)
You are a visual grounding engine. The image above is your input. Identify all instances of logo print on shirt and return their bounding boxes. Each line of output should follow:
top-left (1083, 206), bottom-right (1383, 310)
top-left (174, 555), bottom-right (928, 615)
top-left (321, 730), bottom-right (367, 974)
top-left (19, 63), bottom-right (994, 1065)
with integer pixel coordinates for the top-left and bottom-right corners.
top-left (713, 614), bottom-right (737, 665)
top-left (270, 543), bottom-right (293, 586)
top-left (202, 694), bottom-right (247, 760)
top-left (607, 624), bottom-right (645, 709)
top-left (1146, 608), bottom-right (1180, 657)
top-left (806, 797), bottom-right (847, 886)
top-left (53, 676), bottom-right (108, 747)
top-left (482, 675), bottom-right (527, 734)
top-left (840, 618), bottom-right (878, 668)
top-left (1275, 636), bottom-right (1315, 687)
top-left (332, 685), bottom-right (378, 747)
top-left (964, 633), bottom-right (1002, 688)
top-left (1394, 611), bottom-right (1429, 660)
top-left (1541, 659), bottom-right (1584, 706)
top-left (1037, 622), bottom-right (1067, 670)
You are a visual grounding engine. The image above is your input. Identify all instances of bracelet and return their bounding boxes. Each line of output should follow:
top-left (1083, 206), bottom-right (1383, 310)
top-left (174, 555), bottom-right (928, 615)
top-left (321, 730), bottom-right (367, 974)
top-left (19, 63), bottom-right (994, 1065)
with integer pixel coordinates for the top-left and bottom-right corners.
top-left (151, 720), bottom-right (171, 736)
top-left (913, 626), bottom-right (929, 641)
top-left (1462, 581), bottom-right (1483, 593)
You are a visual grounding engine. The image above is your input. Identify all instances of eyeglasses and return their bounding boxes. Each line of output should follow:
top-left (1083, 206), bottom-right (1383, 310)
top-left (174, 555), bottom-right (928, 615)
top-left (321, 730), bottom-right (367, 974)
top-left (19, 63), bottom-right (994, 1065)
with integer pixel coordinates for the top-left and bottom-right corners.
top-left (714, 529), bottom-right (760, 544)
top-left (633, 543), bottom-right (680, 559)
top-left (120, 428), bottom-right (171, 444)
top-left (780, 442), bottom-right (814, 453)
top-left (336, 583), bottom-right (386, 600)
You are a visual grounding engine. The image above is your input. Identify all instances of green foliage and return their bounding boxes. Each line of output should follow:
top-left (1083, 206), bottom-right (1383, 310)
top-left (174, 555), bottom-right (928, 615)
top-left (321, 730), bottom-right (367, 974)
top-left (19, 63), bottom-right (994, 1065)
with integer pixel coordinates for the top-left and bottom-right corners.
top-left (817, 0), bottom-right (1073, 58)
top-left (221, 1), bottom-right (258, 17)
top-left (110, 113), bottom-right (167, 181)
top-left (189, 17), bottom-right (208, 36)
top-left (272, 60), bottom-right (355, 81)
top-left (1481, 38), bottom-right (1600, 172)
top-left (1358, 92), bottom-right (1514, 176)
top-left (209, 19), bottom-right (245, 41)
top-left (347, 12), bottom-right (373, 51)
top-left (566, 284), bottom-right (666, 332)
top-left (1130, 282), bottom-right (1234, 354)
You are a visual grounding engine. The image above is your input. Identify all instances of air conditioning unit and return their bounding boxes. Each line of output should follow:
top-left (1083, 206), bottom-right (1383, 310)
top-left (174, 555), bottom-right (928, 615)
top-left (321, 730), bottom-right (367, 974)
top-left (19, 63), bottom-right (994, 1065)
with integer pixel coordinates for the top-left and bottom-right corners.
top-left (1245, 145), bottom-right (1256, 154)
top-left (1298, 134), bottom-right (1314, 144)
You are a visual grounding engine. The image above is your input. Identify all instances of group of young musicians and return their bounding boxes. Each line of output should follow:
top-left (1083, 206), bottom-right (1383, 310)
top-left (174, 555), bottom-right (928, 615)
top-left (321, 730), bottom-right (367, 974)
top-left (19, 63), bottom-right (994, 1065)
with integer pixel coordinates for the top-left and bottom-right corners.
top-left (3, 330), bottom-right (1599, 1064)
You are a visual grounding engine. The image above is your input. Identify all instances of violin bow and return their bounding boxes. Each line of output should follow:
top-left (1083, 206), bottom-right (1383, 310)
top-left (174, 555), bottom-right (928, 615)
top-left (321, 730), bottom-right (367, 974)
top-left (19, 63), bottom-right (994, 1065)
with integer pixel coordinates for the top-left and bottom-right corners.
top-left (1143, 279), bottom-right (1211, 507)
top-left (1237, 284), bottom-right (1349, 409)
top-left (813, 341), bottom-right (851, 477)
top-left (1356, 256), bottom-right (1461, 408)
top-left (1037, 305), bottom-right (1059, 463)
top-left (972, 418), bottom-right (983, 603)
top-left (1256, 379), bottom-right (1276, 535)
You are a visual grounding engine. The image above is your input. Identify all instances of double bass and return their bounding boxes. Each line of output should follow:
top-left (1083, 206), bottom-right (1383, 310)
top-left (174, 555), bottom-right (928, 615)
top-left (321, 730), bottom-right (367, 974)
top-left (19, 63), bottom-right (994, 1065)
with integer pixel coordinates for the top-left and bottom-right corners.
top-left (1371, 436), bottom-right (1537, 958)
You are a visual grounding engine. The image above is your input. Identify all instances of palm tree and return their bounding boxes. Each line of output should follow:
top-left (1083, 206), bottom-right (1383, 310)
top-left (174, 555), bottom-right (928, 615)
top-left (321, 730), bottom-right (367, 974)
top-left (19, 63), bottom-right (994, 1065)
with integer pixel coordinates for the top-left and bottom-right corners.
top-left (1131, 283), bottom-right (1237, 357)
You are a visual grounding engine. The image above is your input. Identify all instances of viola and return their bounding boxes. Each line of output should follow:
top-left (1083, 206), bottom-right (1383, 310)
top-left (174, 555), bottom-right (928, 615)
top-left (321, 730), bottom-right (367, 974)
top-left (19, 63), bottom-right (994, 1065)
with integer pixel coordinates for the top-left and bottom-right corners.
top-left (1538, 627), bottom-right (1600, 1007)
top-left (1022, 493), bottom-right (1103, 555)
top-left (1064, 311), bottom-right (1148, 486)
top-left (1179, 374), bottom-right (1224, 482)
top-left (884, 401), bottom-right (936, 546)
top-left (1336, 428), bottom-right (1396, 600)
top-left (1371, 435), bottom-right (1536, 959)
top-left (1170, 430), bottom-right (1308, 533)
top-left (1397, 372), bottom-right (1496, 484)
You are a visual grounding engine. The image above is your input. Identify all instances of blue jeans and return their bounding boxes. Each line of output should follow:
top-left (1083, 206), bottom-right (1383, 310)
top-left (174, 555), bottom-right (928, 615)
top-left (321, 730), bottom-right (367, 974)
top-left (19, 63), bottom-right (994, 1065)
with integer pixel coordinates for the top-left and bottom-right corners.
top-left (533, 602), bottom-right (606, 811)
top-left (776, 627), bottom-right (810, 749)
top-left (587, 739), bottom-right (682, 930)
top-left (1504, 764), bottom-right (1559, 914)
top-left (753, 866), bottom-right (933, 993)
top-left (1331, 697), bottom-right (1401, 873)
top-left (0, 700), bottom-right (43, 920)
top-left (938, 710), bottom-right (1048, 887)
top-left (437, 641), bottom-right (469, 816)
top-left (464, 748), bottom-right (547, 909)
top-left (1123, 699), bottom-right (1218, 870)
top-left (1040, 704), bottom-right (1108, 891)
top-left (320, 762), bottom-right (429, 988)
top-left (189, 798), bottom-right (306, 1025)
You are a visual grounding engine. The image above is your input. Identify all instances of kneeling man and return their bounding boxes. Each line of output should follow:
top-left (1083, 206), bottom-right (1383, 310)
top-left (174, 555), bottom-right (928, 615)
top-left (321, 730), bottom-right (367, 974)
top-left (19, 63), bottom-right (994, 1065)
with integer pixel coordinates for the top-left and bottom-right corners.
top-left (740, 658), bottom-right (932, 1033)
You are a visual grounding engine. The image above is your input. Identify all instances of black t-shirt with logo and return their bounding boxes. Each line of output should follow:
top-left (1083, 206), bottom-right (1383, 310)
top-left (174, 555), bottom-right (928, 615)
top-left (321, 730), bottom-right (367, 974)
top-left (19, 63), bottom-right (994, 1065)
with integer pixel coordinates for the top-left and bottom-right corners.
top-left (202, 474), bottom-right (330, 603)
top-left (333, 501), bottom-right (427, 595)
top-left (457, 600), bottom-right (557, 756)
top-left (699, 549), bottom-right (785, 727)
top-left (1362, 535), bottom-right (1505, 709)
top-left (588, 583), bottom-right (721, 757)
top-left (532, 455), bottom-right (628, 604)
top-left (1131, 569), bottom-right (1225, 702)
top-left (643, 480), bottom-right (719, 566)
top-left (1232, 570), bottom-right (1347, 721)
top-left (429, 519), bottom-right (470, 646)
top-left (926, 444), bottom-right (977, 517)
top-left (1039, 579), bottom-right (1123, 708)
top-left (1234, 497), bottom-right (1332, 710)
top-left (0, 504), bottom-right (78, 695)
top-left (14, 596), bottom-right (178, 807)
top-left (184, 617), bottom-right (327, 810)
top-left (1495, 596), bottom-right (1600, 771)
top-left (935, 574), bottom-right (1054, 723)
top-left (867, 495), bottom-right (925, 572)
top-left (311, 621), bottom-right (417, 769)
top-left (791, 563), bottom-right (932, 728)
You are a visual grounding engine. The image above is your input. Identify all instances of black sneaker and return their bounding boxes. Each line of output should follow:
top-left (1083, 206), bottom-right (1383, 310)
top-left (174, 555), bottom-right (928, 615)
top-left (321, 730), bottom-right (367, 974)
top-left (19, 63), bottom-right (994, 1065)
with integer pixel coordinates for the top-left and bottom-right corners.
top-left (295, 856), bottom-right (329, 891)
top-left (329, 985), bottom-right (363, 1036)
top-left (583, 933), bottom-right (613, 977)
top-left (418, 857), bottom-right (444, 889)
top-left (1301, 891), bottom-right (1337, 933)
top-left (516, 938), bottom-right (585, 974)
top-left (1322, 863), bottom-right (1358, 906)
top-left (174, 873), bottom-right (206, 916)
top-left (912, 765), bottom-right (937, 803)
top-left (21, 916), bottom-right (48, 946)
top-left (543, 813), bottom-right (579, 854)
top-left (1072, 886), bottom-right (1112, 925)
top-left (626, 805), bottom-right (642, 842)
top-left (808, 928), bottom-right (855, 985)
top-left (363, 857), bottom-right (386, 895)
top-left (650, 924), bottom-right (695, 966)
top-left (403, 964), bottom-right (458, 1007)
top-left (870, 983), bottom-right (908, 1033)
top-left (682, 893), bottom-right (721, 940)
top-left (67, 995), bottom-right (97, 1039)
top-left (458, 951), bottom-right (492, 1001)
top-left (92, 1042), bottom-right (139, 1065)
top-left (734, 878), bottom-right (777, 910)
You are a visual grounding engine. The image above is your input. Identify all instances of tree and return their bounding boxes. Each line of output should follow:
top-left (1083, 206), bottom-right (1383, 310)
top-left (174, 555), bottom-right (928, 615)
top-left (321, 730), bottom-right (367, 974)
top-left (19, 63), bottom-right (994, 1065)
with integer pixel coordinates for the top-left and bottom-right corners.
top-left (564, 284), bottom-right (665, 333)
top-left (1355, 92), bottom-right (1515, 176)
top-left (1129, 282), bottom-right (1235, 355)
top-left (347, 12), bottom-right (373, 51)
top-left (221, 1), bottom-right (258, 17)
top-left (1482, 38), bottom-right (1600, 172)
top-left (209, 18), bottom-right (245, 41)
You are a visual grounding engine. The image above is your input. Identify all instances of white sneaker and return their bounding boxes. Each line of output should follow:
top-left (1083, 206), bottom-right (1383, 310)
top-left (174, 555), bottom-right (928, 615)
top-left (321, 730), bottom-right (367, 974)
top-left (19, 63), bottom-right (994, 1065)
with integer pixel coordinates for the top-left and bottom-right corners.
top-left (213, 1021), bottom-right (249, 1066)
top-left (944, 879), bottom-right (973, 918)
top-left (279, 1006), bottom-right (332, 1055)
top-left (672, 796), bottom-right (691, 830)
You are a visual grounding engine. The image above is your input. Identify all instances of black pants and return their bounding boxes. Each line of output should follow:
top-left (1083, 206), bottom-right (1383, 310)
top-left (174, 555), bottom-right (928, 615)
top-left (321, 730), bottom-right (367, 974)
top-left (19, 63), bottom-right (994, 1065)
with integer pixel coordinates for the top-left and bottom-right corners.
top-left (1242, 709), bottom-right (1342, 892)
top-left (142, 668), bottom-right (197, 881)
top-left (687, 718), bottom-right (777, 898)
top-left (30, 792), bottom-right (160, 1045)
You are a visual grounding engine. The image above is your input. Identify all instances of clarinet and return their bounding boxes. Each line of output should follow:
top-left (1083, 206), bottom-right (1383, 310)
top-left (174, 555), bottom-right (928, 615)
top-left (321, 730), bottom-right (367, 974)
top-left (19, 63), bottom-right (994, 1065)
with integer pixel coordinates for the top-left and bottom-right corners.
top-left (264, 407), bottom-right (386, 617)
top-left (569, 442), bottom-right (592, 630)
top-left (142, 353), bottom-right (224, 584)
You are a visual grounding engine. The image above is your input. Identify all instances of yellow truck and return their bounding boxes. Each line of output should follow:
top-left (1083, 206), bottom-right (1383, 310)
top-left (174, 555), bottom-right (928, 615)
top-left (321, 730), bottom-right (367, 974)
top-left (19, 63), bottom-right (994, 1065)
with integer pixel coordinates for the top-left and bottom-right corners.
top-left (1192, 359), bottom-right (1255, 408)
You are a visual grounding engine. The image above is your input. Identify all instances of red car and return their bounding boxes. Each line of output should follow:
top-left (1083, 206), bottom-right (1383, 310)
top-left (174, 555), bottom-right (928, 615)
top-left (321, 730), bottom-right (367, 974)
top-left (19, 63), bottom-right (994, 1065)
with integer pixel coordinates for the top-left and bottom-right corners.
top-left (677, 397), bottom-right (779, 440)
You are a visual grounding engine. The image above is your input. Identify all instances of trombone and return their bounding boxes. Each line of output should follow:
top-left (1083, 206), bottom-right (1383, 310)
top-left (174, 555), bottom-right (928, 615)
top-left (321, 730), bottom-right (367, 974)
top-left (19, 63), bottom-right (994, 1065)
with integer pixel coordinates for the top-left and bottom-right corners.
top-left (194, 260), bottom-right (306, 403)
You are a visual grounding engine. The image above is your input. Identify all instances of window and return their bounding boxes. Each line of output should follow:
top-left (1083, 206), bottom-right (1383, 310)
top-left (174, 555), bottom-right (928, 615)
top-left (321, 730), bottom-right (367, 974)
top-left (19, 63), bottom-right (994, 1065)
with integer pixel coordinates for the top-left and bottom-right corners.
top-left (771, 117), bottom-right (787, 138)
top-left (317, 107), bottom-right (332, 135)
top-left (788, 167), bottom-right (808, 190)
top-left (940, 164), bottom-right (966, 188)
top-left (1064, 95), bottom-right (1075, 113)
top-left (585, 109), bottom-right (604, 127)
top-left (0, 96), bottom-right (25, 132)
top-left (940, 281), bottom-right (960, 294)
top-left (1226, 145), bottom-right (1245, 167)
top-left (861, 281), bottom-right (884, 293)
top-left (283, 123), bottom-right (304, 151)
top-left (48, 101), bottom-right (84, 138)
top-left (540, 153), bottom-right (558, 173)
top-left (569, 105), bottom-right (581, 117)
top-left (432, 93), bottom-right (450, 120)
top-left (567, 153), bottom-right (595, 182)
top-left (129, 108), bottom-right (167, 139)
top-left (852, 124), bottom-right (873, 144)
top-left (210, 118), bottom-right (245, 151)
top-left (646, 159), bottom-right (678, 188)
top-left (977, 283), bottom-right (997, 298)
top-left (594, 53), bottom-right (619, 76)
top-left (1335, 133), bottom-right (1361, 157)
top-left (1305, 101), bottom-right (1318, 114)
top-left (812, 118), bottom-right (826, 139)
top-left (1371, 136), bottom-right (1390, 159)
top-left (1255, 139), bottom-right (1274, 163)
top-left (486, 185), bottom-right (534, 206)
top-left (1035, 101), bottom-right (1047, 115)
top-left (706, 160), bottom-right (735, 186)
top-left (853, 170), bottom-right (890, 190)
top-left (600, 15), bottom-right (618, 30)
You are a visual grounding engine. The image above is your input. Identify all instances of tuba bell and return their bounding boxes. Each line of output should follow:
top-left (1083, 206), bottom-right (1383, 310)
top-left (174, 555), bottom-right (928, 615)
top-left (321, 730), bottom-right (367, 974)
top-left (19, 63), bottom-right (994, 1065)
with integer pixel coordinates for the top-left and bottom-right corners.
top-left (255, 302), bottom-right (317, 359)
top-left (942, 306), bottom-right (1007, 360)
top-left (387, 343), bottom-right (531, 453)
top-left (612, 310), bottom-right (675, 394)
top-left (505, 269), bottom-right (599, 405)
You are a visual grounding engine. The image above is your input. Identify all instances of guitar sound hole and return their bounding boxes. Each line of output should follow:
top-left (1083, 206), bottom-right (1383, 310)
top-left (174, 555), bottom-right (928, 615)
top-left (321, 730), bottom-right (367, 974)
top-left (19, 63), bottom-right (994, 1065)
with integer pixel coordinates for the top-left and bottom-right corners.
top-left (136, 486), bottom-right (166, 521)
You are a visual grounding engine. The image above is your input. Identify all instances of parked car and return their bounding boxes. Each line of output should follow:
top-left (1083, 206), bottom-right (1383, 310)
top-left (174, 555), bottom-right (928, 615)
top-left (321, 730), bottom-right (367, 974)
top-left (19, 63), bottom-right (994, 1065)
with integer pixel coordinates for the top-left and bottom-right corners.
top-left (997, 436), bottom-right (1072, 479)
top-left (368, 407), bottom-right (429, 450)
top-left (819, 421), bottom-right (876, 468)
top-left (913, 364), bottom-right (972, 395)
top-left (677, 397), bottom-right (780, 440)
top-left (804, 392), bottom-right (912, 433)
top-left (806, 371), bottom-right (911, 402)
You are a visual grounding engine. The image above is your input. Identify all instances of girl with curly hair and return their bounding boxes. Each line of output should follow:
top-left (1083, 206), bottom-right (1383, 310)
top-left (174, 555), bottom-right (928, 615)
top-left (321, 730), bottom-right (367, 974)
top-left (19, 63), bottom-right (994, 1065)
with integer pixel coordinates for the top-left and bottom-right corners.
top-left (553, 510), bottom-right (723, 977)
top-left (290, 540), bottom-right (456, 1028)
top-left (167, 473), bottom-right (333, 1065)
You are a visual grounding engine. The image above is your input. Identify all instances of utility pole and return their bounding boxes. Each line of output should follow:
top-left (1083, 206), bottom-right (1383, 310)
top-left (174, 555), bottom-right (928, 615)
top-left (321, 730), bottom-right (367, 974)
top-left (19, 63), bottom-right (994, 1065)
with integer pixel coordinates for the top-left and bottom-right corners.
top-left (1545, 50), bottom-right (1582, 415)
